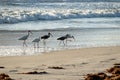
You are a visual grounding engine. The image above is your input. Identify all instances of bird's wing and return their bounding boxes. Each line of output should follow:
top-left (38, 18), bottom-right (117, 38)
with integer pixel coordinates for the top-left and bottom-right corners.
top-left (18, 35), bottom-right (29, 40)
top-left (41, 35), bottom-right (48, 39)
top-left (66, 34), bottom-right (72, 38)
top-left (32, 38), bottom-right (40, 42)
top-left (57, 36), bottom-right (65, 40)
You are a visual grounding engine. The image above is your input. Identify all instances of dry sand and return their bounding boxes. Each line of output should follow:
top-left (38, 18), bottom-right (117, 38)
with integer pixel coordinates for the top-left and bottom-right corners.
top-left (0, 46), bottom-right (120, 80)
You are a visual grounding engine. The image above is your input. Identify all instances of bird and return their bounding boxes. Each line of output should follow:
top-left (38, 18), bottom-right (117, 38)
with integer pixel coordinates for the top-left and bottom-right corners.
top-left (41, 32), bottom-right (53, 46)
top-left (57, 35), bottom-right (67, 45)
top-left (65, 34), bottom-right (75, 45)
top-left (32, 37), bottom-right (40, 48)
top-left (18, 30), bottom-right (32, 47)
top-left (57, 34), bottom-right (75, 46)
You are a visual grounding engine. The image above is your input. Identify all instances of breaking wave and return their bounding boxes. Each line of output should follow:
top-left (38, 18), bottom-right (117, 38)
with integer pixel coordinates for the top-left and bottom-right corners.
top-left (0, 9), bottom-right (120, 24)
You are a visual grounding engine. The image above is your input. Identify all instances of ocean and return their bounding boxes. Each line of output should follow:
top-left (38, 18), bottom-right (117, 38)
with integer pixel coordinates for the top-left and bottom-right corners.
top-left (0, 1), bottom-right (120, 56)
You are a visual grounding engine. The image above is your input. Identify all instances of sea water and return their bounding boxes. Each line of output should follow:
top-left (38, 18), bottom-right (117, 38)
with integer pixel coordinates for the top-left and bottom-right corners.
top-left (0, 1), bottom-right (120, 56)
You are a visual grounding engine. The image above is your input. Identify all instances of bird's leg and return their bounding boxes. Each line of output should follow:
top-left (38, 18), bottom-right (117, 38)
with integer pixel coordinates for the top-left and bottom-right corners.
top-left (34, 43), bottom-right (36, 48)
top-left (23, 41), bottom-right (24, 47)
top-left (24, 40), bottom-right (27, 47)
top-left (63, 41), bottom-right (65, 46)
top-left (59, 41), bottom-right (61, 45)
top-left (43, 40), bottom-right (46, 47)
top-left (37, 42), bottom-right (39, 48)
top-left (44, 40), bottom-right (46, 46)
top-left (43, 40), bottom-right (46, 48)
top-left (43, 40), bottom-right (47, 52)
top-left (23, 40), bottom-right (26, 47)
top-left (66, 39), bottom-right (68, 46)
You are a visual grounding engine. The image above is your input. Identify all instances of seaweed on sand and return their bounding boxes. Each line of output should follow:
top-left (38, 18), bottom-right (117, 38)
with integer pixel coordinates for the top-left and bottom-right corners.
top-left (85, 63), bottom-right (120, 80)
top-left (17, 71), bottom-right (48, 74)
top-left (0, 73), bottom-right (13, 80)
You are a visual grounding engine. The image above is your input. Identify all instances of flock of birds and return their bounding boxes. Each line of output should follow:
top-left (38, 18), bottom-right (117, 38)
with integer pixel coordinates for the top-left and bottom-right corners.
top-left (18, 30), bottom-right (75, 48)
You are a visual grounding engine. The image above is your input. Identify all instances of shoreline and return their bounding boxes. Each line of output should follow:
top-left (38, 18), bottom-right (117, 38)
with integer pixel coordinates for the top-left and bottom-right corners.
top-left (0, 27), bottom-right (120, 56)
top-left (0, 46), bottom-right (120, 80)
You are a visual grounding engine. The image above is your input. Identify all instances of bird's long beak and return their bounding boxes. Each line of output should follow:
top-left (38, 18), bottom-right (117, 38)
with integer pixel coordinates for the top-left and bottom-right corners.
top-left (72, 36), bottom-right (75, 41)
top-left (50, 33), bottom-right (53, 37)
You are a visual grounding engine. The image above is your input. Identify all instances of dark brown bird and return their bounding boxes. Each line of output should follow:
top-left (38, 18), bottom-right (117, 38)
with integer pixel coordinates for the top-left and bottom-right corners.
top-left (57, 34), bottom-right (75, 46)
top-left (41, 32), bottom-right (53, 46)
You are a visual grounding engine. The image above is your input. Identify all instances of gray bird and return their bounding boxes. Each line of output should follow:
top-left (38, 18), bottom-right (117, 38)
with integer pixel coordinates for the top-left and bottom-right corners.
top-left (18, 30), bottom-right (32, 47)
top-left (32, 37), bottom-right (40, 48)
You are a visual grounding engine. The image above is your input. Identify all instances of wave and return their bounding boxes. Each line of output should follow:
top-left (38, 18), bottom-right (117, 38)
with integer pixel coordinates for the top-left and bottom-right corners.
top-left (1, 0), bottom-right (120, 3)
top-left (0, 26), bottom-right (120, 32)
top-left (0, 9), bottom-right (120, 24)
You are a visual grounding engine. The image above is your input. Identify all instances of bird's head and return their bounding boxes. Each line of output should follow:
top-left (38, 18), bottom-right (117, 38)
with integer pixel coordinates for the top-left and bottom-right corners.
top-left (66, 34), bottom-right (71, 38)
top-left (48, 32), bottom-right (53, 37)
top-left (28, 30), bottom-right (33, 35)
top-left (71, 36), bottom-right (75, 41)
top-left (66, 34), bottom-right (75, 41)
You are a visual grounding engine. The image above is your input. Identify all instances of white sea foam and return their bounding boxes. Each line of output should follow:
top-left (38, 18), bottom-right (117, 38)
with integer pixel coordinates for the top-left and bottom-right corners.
top-left (0, 9), bottom-right (120, 24)
top-left (0, 46), bottom-right (60, 56)
top-left (0, 45), bottom-right (80, 56)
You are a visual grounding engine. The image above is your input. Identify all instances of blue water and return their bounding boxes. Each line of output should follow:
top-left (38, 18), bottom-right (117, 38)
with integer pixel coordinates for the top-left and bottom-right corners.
top-left (0, 2), bottom-right (120, 24)
top-left (0, 2), bottom-right (120, 56)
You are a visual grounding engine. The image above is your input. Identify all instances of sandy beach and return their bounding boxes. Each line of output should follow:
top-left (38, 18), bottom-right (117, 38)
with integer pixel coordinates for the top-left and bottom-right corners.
top-left (0, 46), bottom-right (120, 80)
top-left (0, 1), bottom-right (120, 80)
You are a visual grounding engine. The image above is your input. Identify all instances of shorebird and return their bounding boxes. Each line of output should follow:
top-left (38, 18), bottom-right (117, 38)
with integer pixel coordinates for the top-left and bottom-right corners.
top-left (41, 32), bottom-right (53, 46)
top-left (65, 34), bottom-right (75, 45)
top-left (57, 34), bottom-right (75, 46)
top-left (57, 35), bottom-right (67, 45)
top-left (32, 37), bottom-right (41, 48)
top-left (18, 30), bottom-right (32, 47)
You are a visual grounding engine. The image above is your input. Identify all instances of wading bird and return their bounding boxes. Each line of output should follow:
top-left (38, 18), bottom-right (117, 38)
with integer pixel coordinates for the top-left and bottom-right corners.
top-left (57, 34), bottom-right (75, 46)
top-left (41, 32), bottom-right (53, 46)
top-left (65, 34), bottom-right (75, 45)
top-left (32, 37), bottom-right (41, 48)
top-left (18, 30), bottom-right (32, 47)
